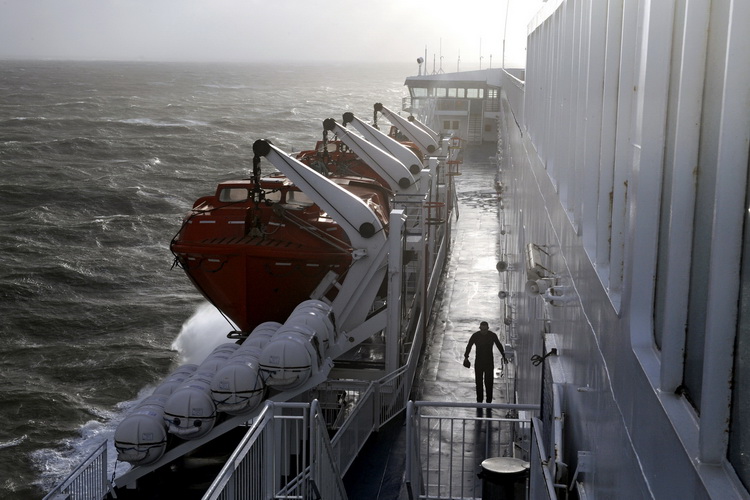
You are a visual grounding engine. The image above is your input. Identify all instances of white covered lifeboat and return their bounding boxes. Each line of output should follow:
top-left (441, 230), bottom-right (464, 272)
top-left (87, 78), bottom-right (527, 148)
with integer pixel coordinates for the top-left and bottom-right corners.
top-left (258, 300), bottom-right (334, 390)
top-left (163, 343), bottom-right (239, 439)
top-left (114, 364), bottom-right (198, 465)
top-left (210, 321), bottom-right (281, 415)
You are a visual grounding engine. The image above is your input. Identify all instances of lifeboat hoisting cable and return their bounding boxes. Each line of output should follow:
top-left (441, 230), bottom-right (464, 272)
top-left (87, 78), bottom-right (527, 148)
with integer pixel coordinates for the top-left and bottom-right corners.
top-left (271, 203), bottom-right (353, 254)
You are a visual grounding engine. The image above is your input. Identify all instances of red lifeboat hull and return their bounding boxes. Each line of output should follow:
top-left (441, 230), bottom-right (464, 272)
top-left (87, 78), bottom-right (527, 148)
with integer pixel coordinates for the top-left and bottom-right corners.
top-left (171, 174), bottom-right (389, 332)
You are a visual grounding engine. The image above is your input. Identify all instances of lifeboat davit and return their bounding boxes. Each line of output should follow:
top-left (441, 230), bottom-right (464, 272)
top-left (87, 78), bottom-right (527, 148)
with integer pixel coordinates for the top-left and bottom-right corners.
top-left (170, 141), bottom-right (391, 333)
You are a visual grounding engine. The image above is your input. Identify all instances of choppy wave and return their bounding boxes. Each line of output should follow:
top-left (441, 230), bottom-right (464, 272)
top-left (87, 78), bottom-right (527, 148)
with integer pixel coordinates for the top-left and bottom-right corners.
top-left (117, 117), bottom-right (210, 128)
top-left (0, 435), bottom-right (28, 450)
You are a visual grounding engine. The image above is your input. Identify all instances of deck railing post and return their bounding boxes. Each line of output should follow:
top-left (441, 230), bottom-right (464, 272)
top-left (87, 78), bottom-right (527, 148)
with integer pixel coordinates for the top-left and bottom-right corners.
top-left (404, 400), bottom-right (415, 499)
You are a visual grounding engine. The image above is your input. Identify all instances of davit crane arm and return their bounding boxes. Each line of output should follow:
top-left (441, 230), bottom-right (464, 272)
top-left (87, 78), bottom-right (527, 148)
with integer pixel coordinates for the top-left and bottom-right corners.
top-left (322, 118), bottom-right (419, 195)
top-left (341, 111), bottom-right (424, 178)
top-left (406, 114), bottom-right (440, 143)
top-left (252, 139), bottom-right (389, 349)
top-left (373, 102), bottom-right (439, 155)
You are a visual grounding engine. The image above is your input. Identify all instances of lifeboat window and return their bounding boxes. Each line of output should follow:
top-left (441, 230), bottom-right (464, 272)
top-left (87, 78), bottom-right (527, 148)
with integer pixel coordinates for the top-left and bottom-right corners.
top-left (286, 190), bottom-right (313, 207)
top-left (219, 187), bottom-right (249, 202)
top-left (264, 190), bottom-right (282, 203)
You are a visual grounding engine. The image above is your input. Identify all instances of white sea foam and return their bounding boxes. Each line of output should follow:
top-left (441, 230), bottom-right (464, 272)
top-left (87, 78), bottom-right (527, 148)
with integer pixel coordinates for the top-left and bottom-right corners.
top-left (171, 302), bottom-right (237, 365)
top-left (0, 434), bottom-right (28, 449)
top-left (30, 396), bottom-right (142, 491)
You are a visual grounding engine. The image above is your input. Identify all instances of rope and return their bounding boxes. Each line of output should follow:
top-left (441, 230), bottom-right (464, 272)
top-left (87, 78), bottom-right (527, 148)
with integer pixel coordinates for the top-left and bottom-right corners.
top-left (531, 350), bottom-right (556, 366)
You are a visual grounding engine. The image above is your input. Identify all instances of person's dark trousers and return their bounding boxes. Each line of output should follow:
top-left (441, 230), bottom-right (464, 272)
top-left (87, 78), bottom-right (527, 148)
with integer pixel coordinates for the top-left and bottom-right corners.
top-left (474, 365), bottom-right (494, 403)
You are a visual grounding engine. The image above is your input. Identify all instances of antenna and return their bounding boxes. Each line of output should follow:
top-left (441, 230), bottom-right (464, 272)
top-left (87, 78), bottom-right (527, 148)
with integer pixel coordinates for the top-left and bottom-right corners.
top-left (438, 38), bottom-right (444, 74)
top-left (503, 1), bottom-right (510, 69)
top-left (480, 37), bottom-right (483, 69)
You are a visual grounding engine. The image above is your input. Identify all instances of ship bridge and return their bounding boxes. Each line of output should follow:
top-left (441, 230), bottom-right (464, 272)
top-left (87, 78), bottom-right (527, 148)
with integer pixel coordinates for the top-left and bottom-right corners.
top-left (404, 69), bottom-right (508, 145)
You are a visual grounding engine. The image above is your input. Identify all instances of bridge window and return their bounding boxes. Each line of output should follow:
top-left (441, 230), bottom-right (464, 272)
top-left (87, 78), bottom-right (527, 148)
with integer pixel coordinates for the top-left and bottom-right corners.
top-left (442, 120), bottom-right (460, 131)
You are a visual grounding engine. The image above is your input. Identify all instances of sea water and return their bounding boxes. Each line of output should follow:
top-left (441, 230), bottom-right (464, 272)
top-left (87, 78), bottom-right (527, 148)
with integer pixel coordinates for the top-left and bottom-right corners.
top-left (0, 60), bottom-right (412, 499)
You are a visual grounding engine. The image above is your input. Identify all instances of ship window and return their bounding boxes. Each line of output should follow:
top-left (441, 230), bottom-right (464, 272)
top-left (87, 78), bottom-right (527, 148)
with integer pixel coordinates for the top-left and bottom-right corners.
top-left (412, 87), bottom-right (428, 97)
top-left (443, 120), bottom-right (451, 130)
top-left (467, 88), bottom-right (479, 98)
top-left (683, 158), bottom-right (717, 411)
top-left (452, 120), bottom-right (460, 130)
top-left (448, 88), bottom-right (458, 98)
top-left (729, 170), bottom-right (750, 489)
top-left (219, 187), bottom-right (249, 202)
top-left (436, 87), bottom-right (447, 97)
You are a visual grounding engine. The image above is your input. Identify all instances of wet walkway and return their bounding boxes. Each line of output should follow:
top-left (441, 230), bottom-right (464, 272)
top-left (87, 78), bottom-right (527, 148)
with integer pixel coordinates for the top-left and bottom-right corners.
top-left (414, 142), bottom-right (512, 406)
top-left (344, 144), bottom-right (513, 500)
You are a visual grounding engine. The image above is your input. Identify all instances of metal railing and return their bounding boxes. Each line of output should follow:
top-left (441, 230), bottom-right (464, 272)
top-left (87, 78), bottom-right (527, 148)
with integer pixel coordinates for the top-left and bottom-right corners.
top-left (203, 401), bottom-right (347, 500)
top-left (309, 400), bottom-right (348, 500)
top-left (405, 401), bottom-right (542, 500)
top-left (328, 381), bottom-right (378, 477)
top-left (500, 69), bottom-right (525, 132)
top-left (42, 441), bottom-right (110, 500)
top-left (317, 356), bottom-right (415, 479)
top-left (203, 358), bottom-right (420, 500)
top-left (529, 417), bottom-right (558, 500)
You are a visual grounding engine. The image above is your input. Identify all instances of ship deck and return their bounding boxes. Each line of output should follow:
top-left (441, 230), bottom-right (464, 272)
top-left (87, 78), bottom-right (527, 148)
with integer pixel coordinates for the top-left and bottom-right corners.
top-left (344, 143), bottom-right (515, 499)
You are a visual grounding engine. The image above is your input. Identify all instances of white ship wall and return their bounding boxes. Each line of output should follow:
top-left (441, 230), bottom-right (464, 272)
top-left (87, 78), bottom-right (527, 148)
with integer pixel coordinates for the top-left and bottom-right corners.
top-left (501, 0), bottom-right (750, 498)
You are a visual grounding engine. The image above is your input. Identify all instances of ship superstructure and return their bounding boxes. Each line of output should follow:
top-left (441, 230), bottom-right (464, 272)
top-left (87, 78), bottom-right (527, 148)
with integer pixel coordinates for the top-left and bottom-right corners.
top-left (406, 0), bottom-right (750, 497)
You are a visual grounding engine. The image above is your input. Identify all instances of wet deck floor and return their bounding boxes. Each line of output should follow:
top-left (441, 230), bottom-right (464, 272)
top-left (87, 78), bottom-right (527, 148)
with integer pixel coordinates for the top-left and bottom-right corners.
top-left (344, 143), bottom-right (514, 499)
top-left (416, 142), bottom-right (513, 406)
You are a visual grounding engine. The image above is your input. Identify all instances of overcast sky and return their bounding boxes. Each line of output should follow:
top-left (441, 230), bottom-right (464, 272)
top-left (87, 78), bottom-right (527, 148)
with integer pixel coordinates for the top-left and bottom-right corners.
top-left (0, 0), bottom-right (543, 68)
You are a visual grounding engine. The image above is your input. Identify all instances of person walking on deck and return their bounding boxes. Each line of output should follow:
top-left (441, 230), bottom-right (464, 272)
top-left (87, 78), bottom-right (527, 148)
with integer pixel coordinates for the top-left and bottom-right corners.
top-left (464, 321), bottom-right (508, 403)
